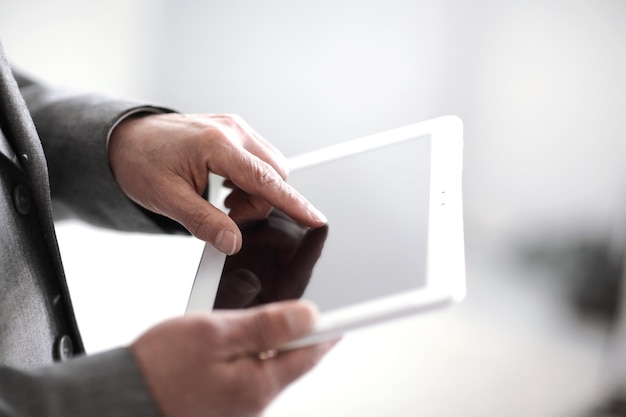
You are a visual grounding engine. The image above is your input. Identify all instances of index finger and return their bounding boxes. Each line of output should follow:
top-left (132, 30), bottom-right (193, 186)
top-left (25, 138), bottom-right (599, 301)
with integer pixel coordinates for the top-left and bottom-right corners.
top-left (213, 149), bottom-right (327, 228)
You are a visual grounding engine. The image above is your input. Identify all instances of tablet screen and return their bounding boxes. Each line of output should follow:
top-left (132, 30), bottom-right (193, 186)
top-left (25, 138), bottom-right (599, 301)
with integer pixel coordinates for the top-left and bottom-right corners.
top-left (213, 134), bottom-right (432, 313)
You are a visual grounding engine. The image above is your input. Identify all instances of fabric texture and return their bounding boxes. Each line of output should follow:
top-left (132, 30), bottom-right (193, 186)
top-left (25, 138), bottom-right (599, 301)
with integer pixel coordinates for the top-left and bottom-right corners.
top-left (0, 40), bottom-right (177, 416)
top-left (0, 349), bottom-right (158, 417)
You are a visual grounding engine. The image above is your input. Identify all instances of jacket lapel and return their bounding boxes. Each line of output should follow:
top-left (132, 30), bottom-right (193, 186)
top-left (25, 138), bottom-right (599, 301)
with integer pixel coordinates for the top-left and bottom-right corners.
top-left (0, 41), bottom-right (84, 353)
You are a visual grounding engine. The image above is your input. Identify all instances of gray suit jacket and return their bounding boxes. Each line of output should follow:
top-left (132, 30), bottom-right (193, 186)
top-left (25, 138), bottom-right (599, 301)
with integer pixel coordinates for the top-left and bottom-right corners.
top-left (0, 41), bottom-right (181, 416)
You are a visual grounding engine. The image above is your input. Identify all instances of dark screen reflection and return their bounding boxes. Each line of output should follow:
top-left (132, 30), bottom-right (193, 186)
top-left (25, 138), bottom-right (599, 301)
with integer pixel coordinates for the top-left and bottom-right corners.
top-left (213, 210), bottom-right (328, 309)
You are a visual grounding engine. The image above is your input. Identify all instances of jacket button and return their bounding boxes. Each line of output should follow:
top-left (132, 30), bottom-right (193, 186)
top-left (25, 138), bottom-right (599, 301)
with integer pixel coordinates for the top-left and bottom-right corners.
top-left (12, 184), bottom-right (30, 215)
top-left (54, 335), bottom-right (74, 362)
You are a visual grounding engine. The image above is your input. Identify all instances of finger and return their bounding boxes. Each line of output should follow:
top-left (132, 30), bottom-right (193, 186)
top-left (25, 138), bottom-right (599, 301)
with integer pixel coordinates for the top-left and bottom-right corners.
top-left (227, 114), bottom-right (289, 179)
top-left (158, 179), bottom-right (243, 255)
top-left (221, 300), bottom-right (318, 353)
top-left (211, 149), bottom-right (327, 228)
top-left (261, 338), bottom-right (340, 389)
top-left (233, 115), bottom-right (285, 159)
top-left (215, 114), bottom-right (289, 180)
top-left (224, 188), bottom-right (273, 224)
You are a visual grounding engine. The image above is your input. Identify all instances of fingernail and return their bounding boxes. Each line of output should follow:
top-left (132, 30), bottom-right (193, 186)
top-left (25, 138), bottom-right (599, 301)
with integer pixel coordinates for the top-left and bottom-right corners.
top-left (285, 301), bottom-right (318, 333)
top-left (308, 204), bottom-right (327, 225)
top-left (215, 229), bottom-right (237, 255)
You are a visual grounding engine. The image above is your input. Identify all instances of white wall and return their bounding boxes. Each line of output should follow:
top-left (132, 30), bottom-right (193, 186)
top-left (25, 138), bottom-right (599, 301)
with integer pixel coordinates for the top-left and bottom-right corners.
top-left (2, 1), bottom-right (626, 416)
top-left (149, 0), bottom-right (626, 236)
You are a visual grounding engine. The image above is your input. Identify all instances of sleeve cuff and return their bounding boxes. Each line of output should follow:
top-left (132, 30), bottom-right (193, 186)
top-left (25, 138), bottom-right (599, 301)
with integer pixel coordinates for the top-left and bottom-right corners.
top-left (106, 106), bottom-right (171, 149)
top-left (30, 348), bottom-right (160, 417)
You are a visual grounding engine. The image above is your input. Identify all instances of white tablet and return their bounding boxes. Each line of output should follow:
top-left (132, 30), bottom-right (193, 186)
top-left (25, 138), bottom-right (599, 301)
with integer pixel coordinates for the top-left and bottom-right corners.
top-left (186, 115), bottom-right (465, 349)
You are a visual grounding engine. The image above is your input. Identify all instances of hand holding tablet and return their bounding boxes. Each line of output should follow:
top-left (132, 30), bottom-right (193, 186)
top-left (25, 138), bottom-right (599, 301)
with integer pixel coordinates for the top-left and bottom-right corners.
top-left (187, 115), bottom-right (465, 349)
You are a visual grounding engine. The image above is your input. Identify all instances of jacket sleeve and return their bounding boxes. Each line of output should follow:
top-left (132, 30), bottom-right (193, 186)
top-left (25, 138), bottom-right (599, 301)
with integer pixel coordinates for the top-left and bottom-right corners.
top-left (0, 348), bottom-right (159, 417)
top-left (14, 70), bottom-right (187, 234)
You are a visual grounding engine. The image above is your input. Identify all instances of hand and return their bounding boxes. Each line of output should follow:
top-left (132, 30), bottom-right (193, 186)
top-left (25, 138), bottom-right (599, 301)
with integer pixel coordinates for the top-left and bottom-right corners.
top-left (130, 300), bottom-right (337, 417)
top-left (108, 113), bottom-right (327, 255)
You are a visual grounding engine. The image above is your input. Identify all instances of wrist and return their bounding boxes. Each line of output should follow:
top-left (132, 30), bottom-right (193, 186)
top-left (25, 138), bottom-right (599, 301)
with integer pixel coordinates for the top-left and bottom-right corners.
top-left (108, 109), bottom-right (160, 151)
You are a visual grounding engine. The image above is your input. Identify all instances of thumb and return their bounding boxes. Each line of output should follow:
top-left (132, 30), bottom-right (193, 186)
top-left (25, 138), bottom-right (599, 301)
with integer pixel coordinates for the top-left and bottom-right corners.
top-left (223, 300), bottom-right (318, 353)
top-left (159, 180), bottom-right (243, 255)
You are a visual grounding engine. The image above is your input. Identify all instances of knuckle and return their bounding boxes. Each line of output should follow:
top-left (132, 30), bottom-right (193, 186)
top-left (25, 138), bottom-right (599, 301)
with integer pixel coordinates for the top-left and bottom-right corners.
top-left (251, 309), bottom-right (277, 349)
top-left (184, 315), bottom-right (223, 343)
top-left (185, 209), bottom-right (214, 240)
top-left (255, 162), bottom-right (282, 190)
top-left (280, 164), bottom-right (290, 180)
top-left (200, 124), bottom-right (224, 143)
top-left (216, 113), bottom-right (242, 130)
top-left (226, 113), bottom-right (243, 124)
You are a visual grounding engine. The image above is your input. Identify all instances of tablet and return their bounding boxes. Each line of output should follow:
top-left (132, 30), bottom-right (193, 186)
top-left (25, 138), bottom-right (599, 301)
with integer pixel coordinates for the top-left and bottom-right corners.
top-left (186, 115), bottom-right (465, 349)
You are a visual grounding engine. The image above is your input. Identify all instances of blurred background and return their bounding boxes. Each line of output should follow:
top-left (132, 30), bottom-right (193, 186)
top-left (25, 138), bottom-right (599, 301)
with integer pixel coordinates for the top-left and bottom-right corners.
top-left (2, 0), bottom-right (626, 415)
